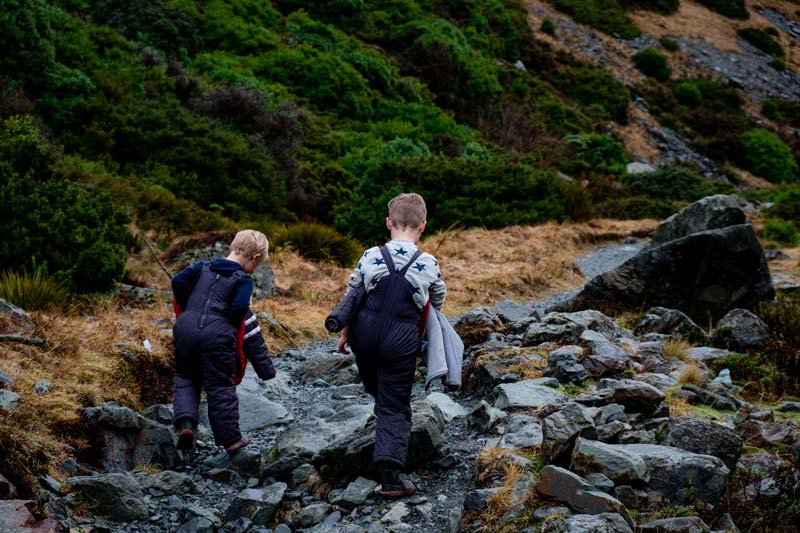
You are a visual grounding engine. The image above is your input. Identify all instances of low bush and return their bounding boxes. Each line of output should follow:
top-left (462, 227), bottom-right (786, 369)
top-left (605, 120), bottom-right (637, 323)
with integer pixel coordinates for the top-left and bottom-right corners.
top-left (695, 0), bottom-right (749, 19)
top-left (551, 63), bottom-right (630, 124)
top-left (547, 0), bottom-right (641, 39)
top-left (740, 129), bottom-right (798, 183)
top-left (0, 270), bottom-right (71, 311)
top-left (659, 37), bottom-right (679, 52)
top-left (763, 218), bottom-right (799, 246)
top-left (621, 0), bottom-right (679, 14)
top-left (623, 165), bottom-right (734, 201)
top-left (540, 18), bottom-right (556, 36)
top-left (561, 134), bottom-right (628, 177)
top-left (762, 99), bottom-right (800, 128)
top-left (717, 464), bottom-right (800, 533)
top-left (769, 57), bottom-right (787, 71)
top-left (633, 48), bottom-right (671, 81)
top-left (737, 28), bottom-right (784, 57)
top-left (597, 196), bottom-right (679, 220)
top-left (272, 223), bottom-right (362, 267)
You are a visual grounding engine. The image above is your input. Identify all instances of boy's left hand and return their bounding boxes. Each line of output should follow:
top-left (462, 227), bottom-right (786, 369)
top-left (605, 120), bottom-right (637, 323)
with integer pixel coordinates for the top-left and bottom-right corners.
top-left (337, 335), bottom-right (350, 354)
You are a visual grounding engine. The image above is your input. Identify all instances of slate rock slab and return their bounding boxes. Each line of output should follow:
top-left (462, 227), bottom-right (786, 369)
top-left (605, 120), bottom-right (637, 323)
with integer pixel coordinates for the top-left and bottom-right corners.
top-left (662, 416), bottom-right (743, 470)
top-left (571, 437), bottom-right (650, 485)
top-left (224, 482), bottom-right (287, 526)
top-left (536, 466), bottom-right (632, 525)
top-left (494, 381), bottom-right (567, 410)
top-left (65, 473), bottom-right (149, 522)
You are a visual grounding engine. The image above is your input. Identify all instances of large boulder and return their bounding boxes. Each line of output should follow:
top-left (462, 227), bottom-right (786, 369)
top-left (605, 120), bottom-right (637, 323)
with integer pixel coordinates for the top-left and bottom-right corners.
top-left (661, 417), bottom-right (743, 470)
top-left (649, 195), bottom-right (746, 247)
top-left (572, 223), bottom-right (773, 324)
top-left (224, 482), bottom-right (286, 526)
top-left (571, 437), bottom-right (650, 485)
top-left (64, 473), bottom-right (149, 522)
top-left (610, 379), bottom-right (665, 415)
top-left (313, 400), bottom-right (444, 483)
top-left (712, 309), bottom-right (770, 350)
top-left (535, 466), bottom-right (632, 525)
top-left (542, 402), bottom-right (598, 463)
top-left (494, 381), bottom-right (567, 410)
top-left (613, 444), bottom-right (729, 507)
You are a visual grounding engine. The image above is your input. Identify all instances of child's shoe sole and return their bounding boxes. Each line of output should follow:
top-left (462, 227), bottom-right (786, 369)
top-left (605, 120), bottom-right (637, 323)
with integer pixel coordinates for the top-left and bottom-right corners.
top-left (225, 435), bottom-right (250, 455)
top-left (379, 480), bottom-right (417, 499)
top-left (176, 429), bottom-right (194, 451)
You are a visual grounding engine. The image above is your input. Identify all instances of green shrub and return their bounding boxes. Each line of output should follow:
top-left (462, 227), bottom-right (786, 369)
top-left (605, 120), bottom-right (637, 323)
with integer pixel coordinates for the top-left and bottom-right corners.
top-left (659, 37), bottom-right (679, 52)
top-left (552, 63), bottom-right (630, 124)
top-left (623, 165), bottom-right (734, 201)
top-left (561, 134), bottom-right (629, 177)
top-left (761, 98), bottom-right (800, 128)
top-left (598, 196), bottom-right (679, 220)
top-left (0, 116), bottom-right (131, 293)
top-left (695, 0), bottom-right (749, 19)
top-left (737, 28), bottom-right (784, 56)
top-left (764, 218), bottom-right (799, 246)
top-left (769, 57), bottom-right (786, 71)
top-left (272, 223), bottom-right (361, 267)
top-left (540, 18), bottom-right (556, 35)
top-left (633, 48), bottom-right (671, 81)
top-left (740, 129), bottom-right (798, 183)
top-left (765, 26), bottom-right (780, 37)
top-left (620, 0), bottom-right (680, 14)
top-left (0, 270), bottom-right (71, 311)
top-left (547, 0), bottom-right (641, 39)
top-left (336, 156), bottom-right (591, 244)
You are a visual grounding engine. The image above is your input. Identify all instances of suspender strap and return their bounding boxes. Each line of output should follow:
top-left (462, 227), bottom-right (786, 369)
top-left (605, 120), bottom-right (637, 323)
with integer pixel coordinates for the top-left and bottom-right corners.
top-left (378, 246), bottom-right (396, 272)
top-left (400, 250), bottom-right (422, 275)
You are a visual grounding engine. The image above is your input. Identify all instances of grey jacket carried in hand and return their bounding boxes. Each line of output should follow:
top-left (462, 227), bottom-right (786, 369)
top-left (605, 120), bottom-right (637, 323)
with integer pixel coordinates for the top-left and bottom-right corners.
top-left (325, 285), bottom-right (366, 333)
top-left (422, 308), bottom-right (464, 389)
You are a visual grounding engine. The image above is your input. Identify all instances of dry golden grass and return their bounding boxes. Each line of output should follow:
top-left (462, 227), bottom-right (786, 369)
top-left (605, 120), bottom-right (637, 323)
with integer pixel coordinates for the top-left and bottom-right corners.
top-left (677, 363), bottom-right (705, 386)
top-left (663, 337), bottom-right (693, 361)
top-left (506, 357), bottom-right (548, 380)
top-left (666, 390), bottom-right (694, 416)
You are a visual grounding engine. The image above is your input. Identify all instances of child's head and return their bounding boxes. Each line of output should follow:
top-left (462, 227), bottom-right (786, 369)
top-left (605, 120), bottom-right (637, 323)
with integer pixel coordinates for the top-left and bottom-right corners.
top-left (229, 229), bottom-right (269, 273)
top-left (387, 193), bottom-right (427, 240)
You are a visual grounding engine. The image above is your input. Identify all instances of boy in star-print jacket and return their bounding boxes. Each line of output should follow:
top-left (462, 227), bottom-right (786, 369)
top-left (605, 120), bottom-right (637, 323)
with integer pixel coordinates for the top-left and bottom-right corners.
top-left (338, 192), bottom-right (446, 499)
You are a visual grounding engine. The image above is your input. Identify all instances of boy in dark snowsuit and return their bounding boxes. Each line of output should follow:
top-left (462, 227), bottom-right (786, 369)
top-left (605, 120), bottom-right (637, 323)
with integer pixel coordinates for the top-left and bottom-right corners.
top-left (171, 230), bottom-right (275, 454)
top-left (338, 193), bottom-right (447, 498)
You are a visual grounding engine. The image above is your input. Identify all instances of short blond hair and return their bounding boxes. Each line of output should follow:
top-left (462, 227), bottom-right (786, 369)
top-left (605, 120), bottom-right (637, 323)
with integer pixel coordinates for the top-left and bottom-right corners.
top-left (230, 229), bottom-right (269, 259)
top-left (388, 193), bottom-right (427, 228)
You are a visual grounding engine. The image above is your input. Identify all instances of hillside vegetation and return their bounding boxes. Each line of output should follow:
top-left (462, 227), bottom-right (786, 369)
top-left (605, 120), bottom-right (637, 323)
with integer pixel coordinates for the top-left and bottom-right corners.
top-left (6, 0), bottom-right (798, 294)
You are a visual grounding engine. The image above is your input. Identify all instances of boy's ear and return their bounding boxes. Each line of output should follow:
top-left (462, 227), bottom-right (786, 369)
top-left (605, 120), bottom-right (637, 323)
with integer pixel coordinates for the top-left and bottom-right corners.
top-left (419, 221), bottom-right (427, 234)
top-left (386, 217), bottom-right (393, 231)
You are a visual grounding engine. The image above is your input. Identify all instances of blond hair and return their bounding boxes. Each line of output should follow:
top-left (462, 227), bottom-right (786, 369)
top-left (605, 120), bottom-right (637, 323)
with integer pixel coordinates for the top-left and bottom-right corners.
top-left (230, 229), bottom-right (269, 259)
top-left (388, 193), bottom-right (427, 228)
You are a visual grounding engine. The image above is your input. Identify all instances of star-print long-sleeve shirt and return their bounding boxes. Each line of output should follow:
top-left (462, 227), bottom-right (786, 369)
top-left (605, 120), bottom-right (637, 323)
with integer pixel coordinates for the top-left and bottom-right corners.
top-left (345, 239), bottom-right (446, 311)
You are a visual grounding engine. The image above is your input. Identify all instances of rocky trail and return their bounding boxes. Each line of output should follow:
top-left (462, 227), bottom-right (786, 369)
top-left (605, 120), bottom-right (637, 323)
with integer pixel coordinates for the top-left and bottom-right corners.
top-left (4, 195), bottom-right (800, 533)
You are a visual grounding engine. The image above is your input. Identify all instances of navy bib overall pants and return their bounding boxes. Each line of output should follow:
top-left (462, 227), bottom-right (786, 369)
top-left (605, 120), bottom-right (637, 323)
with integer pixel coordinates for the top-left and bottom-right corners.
top-left (172, 263), bottom-right (243, 447)
top-left (350, 246), bottom-right (423, 466)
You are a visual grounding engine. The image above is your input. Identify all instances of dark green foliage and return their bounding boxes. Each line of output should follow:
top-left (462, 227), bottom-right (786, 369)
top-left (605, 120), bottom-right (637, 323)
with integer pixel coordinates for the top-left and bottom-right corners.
top-left (620, 0), bottom-right (679, 14)
top-left (91, 0), bottom-right (201, 58)
top-left (598, 196), bottom-right (680, 220)
top-left (633, 48), bottom-right (671, 81)
top-left (273, 223), bottom-right (361, 266)
top-left (623, 165), bottom-right (734, 201)
top-left (695, 0), bottom-right (749, 19)
top-left (540, 18), bottom-right (556, 35)
top-left (764, 218), bottom-right (799, 246)
top-left (737, 28), bottom-right (784, 56)
top-left (762, 99), bottom-right (800, 128)
top-left (336, 157), bottom-right (592, 244)
top-left (551, 63), bottom-right (630, 124)
top-left (0, 117), bottom-right (131, 293)
top-left (0, 270), bottom-right (71, 311)
top-left (547, 0), bottom-right (641, 39)
top-left (659, 37), bottom-right (679, 52)
top-left (769, 57), bottom-right (786, 71)
top-left (765, 26), bottom-right (780, 37)
top-left (740, 129), bottom-right (798, 183)
top-left (561, 134), bottom-right (628, 177)
top-left (717, 465), bottom-right (800, 533)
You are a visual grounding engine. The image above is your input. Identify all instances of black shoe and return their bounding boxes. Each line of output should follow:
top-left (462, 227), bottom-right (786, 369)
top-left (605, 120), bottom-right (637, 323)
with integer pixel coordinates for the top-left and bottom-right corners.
top-left (175, 418), bottom-right (195, 451)
top-left (379, 466), bottom-right (417, 499)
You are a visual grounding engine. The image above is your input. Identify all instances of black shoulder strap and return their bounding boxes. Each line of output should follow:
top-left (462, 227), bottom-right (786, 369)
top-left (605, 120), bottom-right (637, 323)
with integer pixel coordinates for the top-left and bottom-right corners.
top-left (378, 246), bottom-right (396, 272)
top-left (399, 250), bottom-right (423, 276)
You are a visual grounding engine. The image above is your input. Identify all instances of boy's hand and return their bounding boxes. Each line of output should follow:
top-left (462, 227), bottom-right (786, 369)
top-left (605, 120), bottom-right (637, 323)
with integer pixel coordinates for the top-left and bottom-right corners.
top-left (337, 335), bottom-right (350, 354)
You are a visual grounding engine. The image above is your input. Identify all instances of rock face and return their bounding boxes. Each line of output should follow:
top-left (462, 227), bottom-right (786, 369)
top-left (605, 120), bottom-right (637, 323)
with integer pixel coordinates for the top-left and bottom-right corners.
top-left (649, 195), bottom-right (746, 247)
top-left (614, 444), bottom-right (729, 507)
top-left (662, 417), bottom-right (743, 470)
top-left (573, 223), bottom-right (773, 324)
top-left (536, 466), bottom-right (632, 525)
top-left (313, 400), bottom-right (444, 483)
top-left (64, 473), bottom-right (149, 521)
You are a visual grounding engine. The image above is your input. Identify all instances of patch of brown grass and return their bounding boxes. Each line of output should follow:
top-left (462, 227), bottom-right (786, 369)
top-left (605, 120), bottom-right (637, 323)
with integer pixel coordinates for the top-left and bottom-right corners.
top-left (677, 363), bottom-right (705, 386)
top-left (666, 390), bottom-right (694, 416)
top-left (506, 358), bottom-right (548, 380)
top-left (663, 338), bottom-right (693, 361)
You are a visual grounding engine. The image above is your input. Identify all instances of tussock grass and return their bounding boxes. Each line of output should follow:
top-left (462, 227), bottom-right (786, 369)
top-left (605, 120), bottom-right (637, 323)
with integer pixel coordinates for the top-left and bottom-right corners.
top-left (666, 390), bottom-right (693, 416)
top-left (663, 337), bottom-right (692, 361)
top-left (0, 270), bottom-right (71, 311)
top-left (677, 363), bottom-right (705, 386)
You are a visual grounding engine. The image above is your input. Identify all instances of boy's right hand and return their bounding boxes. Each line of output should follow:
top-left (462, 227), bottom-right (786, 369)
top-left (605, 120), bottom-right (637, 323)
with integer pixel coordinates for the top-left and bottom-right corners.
top-left (337, 335), bottom-right (350, 354)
